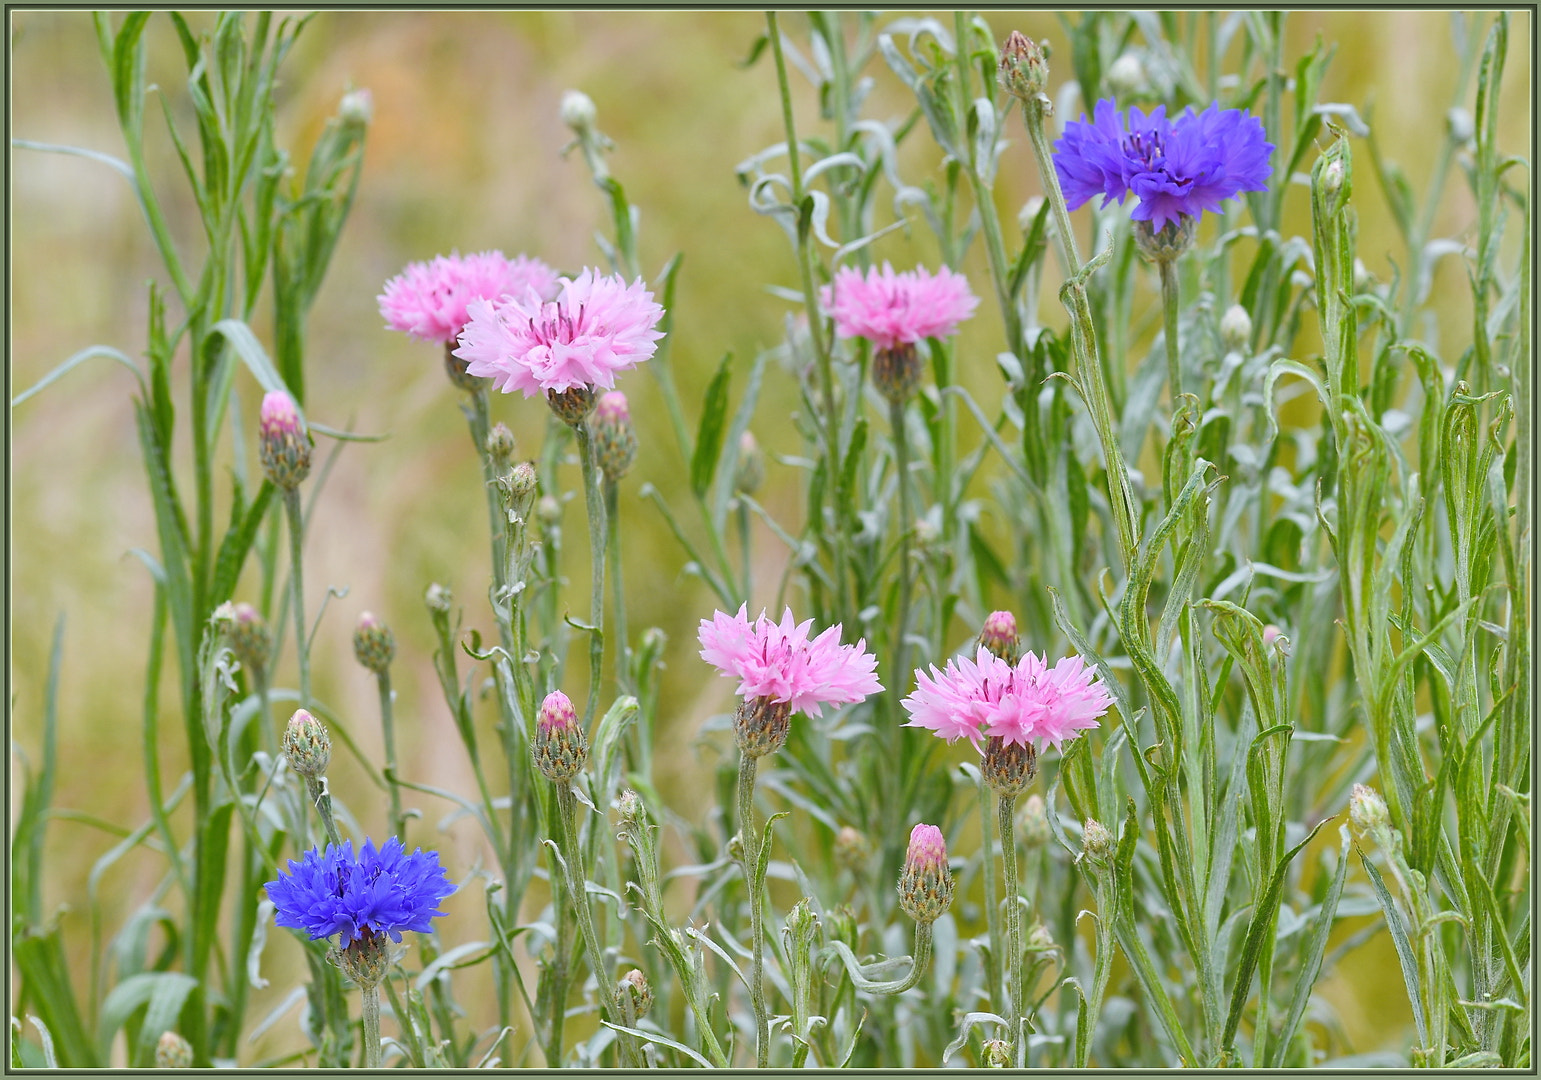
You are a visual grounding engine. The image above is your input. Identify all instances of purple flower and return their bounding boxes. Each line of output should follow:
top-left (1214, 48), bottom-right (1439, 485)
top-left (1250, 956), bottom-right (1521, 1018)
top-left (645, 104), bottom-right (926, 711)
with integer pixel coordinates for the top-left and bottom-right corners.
top-left (1053, 99), bottom-right (1274, 232)
top-left (265, 838), bottom-right (455, 948)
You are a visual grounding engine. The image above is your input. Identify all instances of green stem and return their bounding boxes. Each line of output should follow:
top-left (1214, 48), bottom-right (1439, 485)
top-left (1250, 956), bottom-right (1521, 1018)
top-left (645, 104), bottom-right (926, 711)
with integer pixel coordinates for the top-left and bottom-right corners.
top-left (1160, 257), bottom-right (1182, 401)
top-left (305, 775), bottom-right (343, 849)
top-left (376, 669), bottom-right (405, 841)
top-left (574, 422), bottom-right (607, 727)
top-left (737, 751), bottom-right (771, 1068)
top-left (468, 388), bottom-right (506, 590)
top-left (889, 396), bottom-right (914, 715)
top-left (997, 793), bottom-right (1023, 1056)
top-left (737, 499), bottom-right (753, 602)
top-left (828, 921), bottom-right (934, 994)
top-left (603, 477), bottom-right (631, 694)
top-left (361, 982), bottom-right (382, 1070)
top-left (282, 487), bottom-right (311, 707)
top-left (1078, 876), bottom-right (1116, 1067)
top-left (978, 770), bottom-right (1003, 1011)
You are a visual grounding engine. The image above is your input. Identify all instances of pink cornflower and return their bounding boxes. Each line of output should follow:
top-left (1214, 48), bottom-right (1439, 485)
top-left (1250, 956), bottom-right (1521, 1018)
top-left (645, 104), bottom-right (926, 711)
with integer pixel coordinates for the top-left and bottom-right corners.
top-left (697, 605), bottom-right (882, 719)
top-left (902, 647), bottom-right (1111, 751)
top-left (820, 262), bottom-right (979, 351)
top-left (901, 646), bottom-right (1018, 749)
top-left (378, 251), bottom-right (560, 345)
top-left (454, 269), bottom-right (666, 398)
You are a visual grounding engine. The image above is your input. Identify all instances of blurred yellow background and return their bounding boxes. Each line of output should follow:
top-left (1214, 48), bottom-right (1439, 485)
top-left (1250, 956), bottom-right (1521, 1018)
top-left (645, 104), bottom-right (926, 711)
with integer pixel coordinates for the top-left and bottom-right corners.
top-left (10, 9), bottom-right (1530, 1063)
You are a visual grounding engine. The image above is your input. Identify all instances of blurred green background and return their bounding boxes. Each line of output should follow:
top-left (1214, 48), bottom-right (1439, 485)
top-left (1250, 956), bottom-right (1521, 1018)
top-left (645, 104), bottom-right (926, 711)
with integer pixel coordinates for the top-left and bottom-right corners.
top-left (11, 9), bottom-right (1530, 1063)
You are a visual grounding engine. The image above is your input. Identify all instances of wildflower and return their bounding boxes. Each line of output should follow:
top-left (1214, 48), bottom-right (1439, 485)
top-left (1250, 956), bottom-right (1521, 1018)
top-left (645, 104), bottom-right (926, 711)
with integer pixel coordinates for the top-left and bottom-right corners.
top-left (455, 268), bottom-right (666, 425)
top-left (258, 390), bottom-right (312, 490)
top-left (265, 838), bottom-right (455, 978)
top-left (901, 646), bottom-right (1018, 749)
top-left (977, 610), bottom-right (1022, 665)
top-left (533, 690), bottom-right (589, 782)
top-left (379, 251), bottom-right (559, 347)
top-left (282, 709), bottom-right (331, 778)
top-left (897, 823), bottom-right (953, 924)
top-left (985, 652), bottom-right (1113, 750)
top-left (155, 1031), bottom-right (193, 1069)
top-left (698, 606), bottom-right (882, 757)
top-left (821, 263), bottom-right (978, 404)
top-left (591, 391), bottom-right (638, 481)
top-left (1053, 99), bottom-right (1274, 235)
top-left (353, 611), bottom-right (395, 675)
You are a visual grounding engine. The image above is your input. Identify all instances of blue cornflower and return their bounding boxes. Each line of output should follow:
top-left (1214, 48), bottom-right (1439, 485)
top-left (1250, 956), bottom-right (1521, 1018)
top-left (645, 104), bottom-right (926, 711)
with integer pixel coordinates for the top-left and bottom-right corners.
top-left (265, 837), bottom-right (455, 948)
top-left (1053, 99), bottom-right (1274, 233)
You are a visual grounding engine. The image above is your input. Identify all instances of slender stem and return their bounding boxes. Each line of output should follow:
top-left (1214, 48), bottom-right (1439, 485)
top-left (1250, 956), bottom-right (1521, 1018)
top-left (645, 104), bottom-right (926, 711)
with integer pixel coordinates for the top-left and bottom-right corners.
top-left (737, 500), bottom-right (753, 602)
top-left (361, 982), bottom-right (382, 1070)
top-left (282, 487), bottom-right (311, 707)
top-left (376, 669), bottom-right (405, 841)
top-left (1079, 876), bottom-right (1116, 1068)
top-left (997, 793), bottom-right (1023, 1055)
top-left (555, 786), bottom-right (640, 1068)
top-left (468, 388), bottom-right (506, 589)
top-left (1160, 258), bottom-right (1182, 401)
top-left (305, 775), bottom-right (343, 849)
top-left (574, 422), bottom-right (607, 727)
top-left (828, 921), bottom-right (934, 994)
top-left (889, 396), bottom-right (914, 714)
top-left (977, 770), bottom-right (1003, 1010)
top-left (603, 477), bottom-right (631, 694)
top-left (737, 751), bottom-right (771, 1068)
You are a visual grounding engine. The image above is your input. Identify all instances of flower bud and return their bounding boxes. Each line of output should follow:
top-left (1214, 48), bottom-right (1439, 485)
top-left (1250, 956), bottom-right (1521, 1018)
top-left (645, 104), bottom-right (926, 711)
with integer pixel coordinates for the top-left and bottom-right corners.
top-left (533, 690), bottom-right (589, 782)
top-left (833, 825), bottom-right (870, 874)
top-left (1446, 107), bottom-right (1474, 145)
top-left (258, 390), bottom-right (312, 490)
top-left (353, 611), bottom-right (395, 675)
top-left (823, 903), bottom-right (858, 947)
top-left (425, 583), bottom-right (453, 615)
top-left (485, 422), bottom-right (516, 466)
top-left (977, 610), bottom-right (1022, 665)
top-left (1262, 624), bottom-right (1283, 647)
top-left (872, 342), bottom-right (922, 405)
top-left (339, 88), bottom-right (373, 127)
top-left (509, 462), bottom-right (539, 504)
top-left (1017, 195), bottom-right (1046, 233)
top-left (785, 897), bottom-right (819, 943)
top-left (1106, 52), bottom-right (1148, 99)
top-left (1220, 304), bottom-right (1252, 354)
top-left (1019, 794), bottom-right (1052, 848)
top-left (334, 931), bottom-right (392, 989)
top-left (592, 391), bottom-right (638, 481)
top-left (727, 830), bottom-right (746, 863)
top-left (227, 602), bottom-right (272, 677)
top-left (982, 1039), bottom-right (1011, 1069)
top-left (1133, 215), bottom-right (1196, 264)
top-left (618, 968), bottom-right (653, 1018)
top-left (637, 626), bottom-right (668, 669)
top-left (283, 709), bottom-right (331, 778)
top-left (734, 431), bottom-right (765, 496)
top-left (733, 695), bottom-right (793, 759)
top-left (997, 30), bottom-right (1049, 103)
top-left (1081, 817), bottom-right (1113, 870)
top-left (1027, 920), bottom-right (1054, 950)
top-left (547, 385), bottom-right (596, 427)
top-left (155, 1031), bottom-right (193, 1069)
top-left (981, 736), bottom-right (1038, 797)
top-left (897, 823), bottom-right (953, 924)
top-left (617, 788), bottom-right (647, 829)
top-left (561, 89), bottom-right (598, 134)
top-left (1349, 783), bottom-right (1389, 837)
top-left (537, 495), bottom-right (562, 527)
top-left (1353, 258), bottom-right (1374, 294)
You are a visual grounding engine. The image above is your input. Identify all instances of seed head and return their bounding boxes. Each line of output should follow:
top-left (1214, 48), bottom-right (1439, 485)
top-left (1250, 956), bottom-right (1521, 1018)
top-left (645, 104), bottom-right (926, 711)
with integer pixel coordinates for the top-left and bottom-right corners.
top-left (155, 1031), bottom-right (194, 1069)
top-left (283, 709), bottom-right (332, 778)
top-left (353, 611), bottom-right (395, 675)
top-left (533, 691), bottom-right (589, 782)
top-left (258, 390), bottom-right (312, 489)
top-left (897, 823), bottom-right (953, 924)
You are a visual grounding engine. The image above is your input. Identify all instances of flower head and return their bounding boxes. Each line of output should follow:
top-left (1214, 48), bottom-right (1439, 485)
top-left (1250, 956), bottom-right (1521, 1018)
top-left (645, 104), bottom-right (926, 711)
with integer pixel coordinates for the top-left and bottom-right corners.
top-left (902, 647), bottom-right (1112, 751)
top-left (1054, 99), bottom-right (1274, 233)
top-left (454, 269), bottom-right (665, 398)
top-left (821, 262), bottom-right (979, 352)
top-left (897, 823), bottom-right (953, 924)
top-left (698, 605), bottom-right (882, 719)
top-left (534, 690), bottom-right (589, 782)
top-left (265, 837), bottom-right (454, 949)
top-left (258, 390), bottom-right (311, 489)
top-left (379, 252), bottom-right (559, 345)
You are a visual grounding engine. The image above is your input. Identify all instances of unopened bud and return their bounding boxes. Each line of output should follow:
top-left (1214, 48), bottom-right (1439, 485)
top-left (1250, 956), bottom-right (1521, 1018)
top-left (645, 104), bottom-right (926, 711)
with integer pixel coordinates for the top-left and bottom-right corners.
top-left (734, 431), bottom-right (765, 496)
top-left (258, 390), bottom-right (312, 489)
top-left (977, 610), bottom-right (1022, 665)
top-left (1027, 921), bottom-right (1054, 950)
top-left (981, 736), bottom-right (1038, 797)
top-left (833, 825), bottom-right (870, 873)
top-left (785, 897), bottom-right (818, 943)
top-left (1353, 258), bottom-right (1374, 294)
top-left (1081, 818), bottom-right (1113, 870)
top-left (537, 495), bottom-right (562, 527)
top-left (339, 88), bottom-right (373, 127)
top-left (1106, 52), bottom-right (1147, 99)
top-left (155, 1031), bottom-right (193, 1069)
top-left (733, 695), bottom-right (792, 758)
top-left (897, 823), bottom-right (953, 924)
top-left (533, 690), bottom-right (588, 782)
top-left (1321, 159), bottom-right (1346, 204)
top-left (1349, 783), bottom-right (1389, 837)
top-left (1220, 304), bottom-right (1252, 353)
top-left (561, 89), bottom-right (598, 133)
top-left (1446, 107), bottom-right (1474, 145)
top-left (592, 391), bottom-right (638, 481)
top-left (1020, 794), bottom-right (1052, 848)
top-left (1017, 195), bottom-right (1046, 233)
top-left (425, 583), bottom-right (452, 615)
top-left (1262, 624), bottom-right (1283, 647)
top-left (227, 602), bottom-right (272, 676)
top-left (872, 342), bottom-right (922, 405)
top-left (283, 709), bottom-right (331, 778)
top-left (997, 31), bottom-right (1049, 102)
top-left (485, 422), bottom-right (516, 466)
top-left (506, 462), bottom-right (539, 518)
top-left (618, 968), bottom-right (652, 1018)
top-left (353, 611), bottom-right (395, 674)
top-left (617, 788), bottom-right (646, 828)
top-left (982, 1039), bottom-right (1011, 1068)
